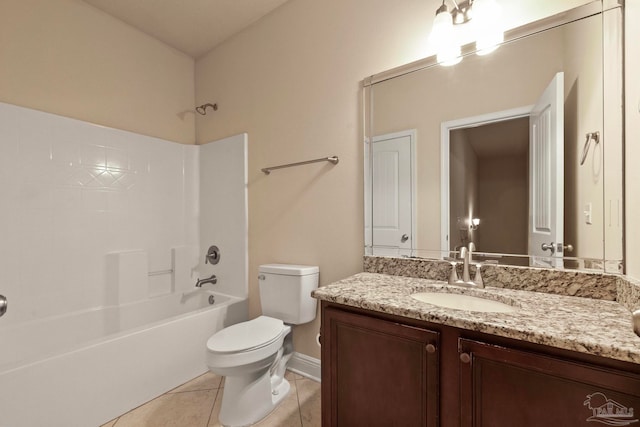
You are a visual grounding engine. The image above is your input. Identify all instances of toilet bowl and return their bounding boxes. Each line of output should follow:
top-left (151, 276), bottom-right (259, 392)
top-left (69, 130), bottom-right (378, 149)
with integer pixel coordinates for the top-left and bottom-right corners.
top-left (205, 264), bottom-right (319, 427)
top-left (207, 316), bottom-right (293, 426)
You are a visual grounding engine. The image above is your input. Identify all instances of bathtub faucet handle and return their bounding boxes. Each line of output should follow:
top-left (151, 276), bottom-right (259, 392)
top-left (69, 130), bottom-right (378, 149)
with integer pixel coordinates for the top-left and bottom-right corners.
top-left (195, 274), bottom-right (218, 288)
top-left (205, 245), bottom-right (221, 265)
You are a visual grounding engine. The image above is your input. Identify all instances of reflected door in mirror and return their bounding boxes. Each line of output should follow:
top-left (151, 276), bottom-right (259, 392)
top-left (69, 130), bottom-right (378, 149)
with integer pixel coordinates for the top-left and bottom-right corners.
top-left (528, 72), bottom-right (564, 268)
top-left (372, 130), bottom-right (415, 256)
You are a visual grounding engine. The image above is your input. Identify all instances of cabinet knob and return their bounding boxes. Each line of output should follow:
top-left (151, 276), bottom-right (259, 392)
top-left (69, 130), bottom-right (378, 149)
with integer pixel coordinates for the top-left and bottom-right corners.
top-left (426, 344), bottom-right (436, 354)
top-left (460, 352), bottom-right (471, 364)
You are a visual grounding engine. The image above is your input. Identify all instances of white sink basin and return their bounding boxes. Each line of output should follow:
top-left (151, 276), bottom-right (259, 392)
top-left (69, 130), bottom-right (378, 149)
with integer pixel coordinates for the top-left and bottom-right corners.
top-left (411, 292), bottom-right (516, 313)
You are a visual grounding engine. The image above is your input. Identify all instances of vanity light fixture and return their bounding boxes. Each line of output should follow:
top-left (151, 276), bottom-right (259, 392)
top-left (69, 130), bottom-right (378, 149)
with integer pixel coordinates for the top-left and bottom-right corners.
top-left (429, 0), bottom-right (504, 65)
top-left (473, 0), bottom-right (504, 55)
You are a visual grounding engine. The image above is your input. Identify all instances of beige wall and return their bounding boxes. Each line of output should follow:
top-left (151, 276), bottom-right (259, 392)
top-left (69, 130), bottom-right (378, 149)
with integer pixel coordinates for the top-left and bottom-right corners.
top-left (477, 154), bottom-right (528, 255)
top-left (194, 0), bottom-right (411, 359)
top-left (0, 0), bottom-right (195, 144)
top-left (194, 0), bottom-right (593, 359)
top-left (562, 14), bottom-right (604, 259)
top-left (626, 2), bottom-right (640, 279)
top-left (449, 130), bottom-right (479, 251)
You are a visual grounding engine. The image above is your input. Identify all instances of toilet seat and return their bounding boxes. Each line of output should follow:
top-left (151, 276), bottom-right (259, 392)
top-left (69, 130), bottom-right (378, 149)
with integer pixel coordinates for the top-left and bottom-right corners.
top-left (206, 316), bottom-right (291, 370)
top-left (208, 316), bottom-right (286, 354)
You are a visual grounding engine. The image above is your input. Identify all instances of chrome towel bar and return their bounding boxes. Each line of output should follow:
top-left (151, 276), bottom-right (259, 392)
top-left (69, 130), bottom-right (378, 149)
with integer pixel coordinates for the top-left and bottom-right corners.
top-left (261, 156), bottom-right (339, 175)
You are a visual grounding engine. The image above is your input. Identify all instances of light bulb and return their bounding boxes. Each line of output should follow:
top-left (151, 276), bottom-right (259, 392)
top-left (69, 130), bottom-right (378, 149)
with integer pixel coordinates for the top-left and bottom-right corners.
top-left (429, 8), bottom-right (462, 66)
top-left (430, 8), bottom-right (453, 46)
top-left (473, 0), bottom-right (504, 56)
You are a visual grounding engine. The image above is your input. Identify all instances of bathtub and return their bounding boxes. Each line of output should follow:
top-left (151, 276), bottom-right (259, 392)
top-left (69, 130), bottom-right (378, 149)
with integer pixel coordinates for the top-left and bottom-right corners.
top-left (0, 290), bottom-right (247, 427)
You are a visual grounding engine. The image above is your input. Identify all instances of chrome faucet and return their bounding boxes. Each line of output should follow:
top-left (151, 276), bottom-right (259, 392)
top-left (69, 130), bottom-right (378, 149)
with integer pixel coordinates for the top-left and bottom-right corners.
top-left (195, 274), bottom-right (218, 288)
top-left (447, 242), bottom-right (484, 288)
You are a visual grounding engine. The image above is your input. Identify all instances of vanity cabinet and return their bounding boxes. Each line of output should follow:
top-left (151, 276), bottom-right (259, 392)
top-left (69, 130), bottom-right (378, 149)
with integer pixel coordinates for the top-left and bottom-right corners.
top-left (321, 302), bottom-right (640, 427)
top-left (321, 306), bottom-right (440, 426)
top-left (458, 338), bottom-right (640, 427)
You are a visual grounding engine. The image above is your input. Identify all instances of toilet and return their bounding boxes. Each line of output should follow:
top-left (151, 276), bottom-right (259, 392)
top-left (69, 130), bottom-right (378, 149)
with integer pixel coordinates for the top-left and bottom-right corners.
top-left (206, 264), bottom-right (319, 427)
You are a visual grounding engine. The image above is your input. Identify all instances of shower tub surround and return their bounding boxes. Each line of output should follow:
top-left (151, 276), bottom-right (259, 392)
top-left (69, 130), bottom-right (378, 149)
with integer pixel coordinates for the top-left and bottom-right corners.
top-left (0, 101), bottom-right (201, 326)
top-left (0, 102), bottom-right (249, 426)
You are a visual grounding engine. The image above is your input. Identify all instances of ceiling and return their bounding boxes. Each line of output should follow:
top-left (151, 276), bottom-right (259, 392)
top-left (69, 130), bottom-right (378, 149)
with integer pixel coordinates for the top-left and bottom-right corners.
top-left (462, 117), bottom-right (530, 159)
top-left (82, 0), bottom-right (291, 58)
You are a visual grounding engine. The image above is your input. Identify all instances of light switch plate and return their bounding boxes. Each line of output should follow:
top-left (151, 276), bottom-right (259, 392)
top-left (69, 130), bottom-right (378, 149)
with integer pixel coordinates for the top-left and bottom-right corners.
top-left (584, 203), bottom-right (593, 225)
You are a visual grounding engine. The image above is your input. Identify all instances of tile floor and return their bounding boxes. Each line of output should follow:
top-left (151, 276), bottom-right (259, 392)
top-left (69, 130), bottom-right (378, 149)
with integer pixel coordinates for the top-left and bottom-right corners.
top-left (100, 370), bottom-right (321, 427)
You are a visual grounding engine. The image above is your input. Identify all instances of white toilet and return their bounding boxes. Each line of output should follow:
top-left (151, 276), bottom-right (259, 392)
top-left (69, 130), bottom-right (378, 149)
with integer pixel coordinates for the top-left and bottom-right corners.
top-left (206, 264), bottom-right (319, 427)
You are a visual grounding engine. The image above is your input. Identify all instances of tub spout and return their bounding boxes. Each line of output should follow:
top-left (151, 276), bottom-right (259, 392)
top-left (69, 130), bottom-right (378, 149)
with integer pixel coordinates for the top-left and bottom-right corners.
top-left (195, 274), bottom-right (217, 288)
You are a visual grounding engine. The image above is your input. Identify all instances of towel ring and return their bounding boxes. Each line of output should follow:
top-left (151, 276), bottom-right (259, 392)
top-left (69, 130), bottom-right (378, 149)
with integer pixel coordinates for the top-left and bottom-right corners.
top-left (580, 131), bottom-right (600, 166)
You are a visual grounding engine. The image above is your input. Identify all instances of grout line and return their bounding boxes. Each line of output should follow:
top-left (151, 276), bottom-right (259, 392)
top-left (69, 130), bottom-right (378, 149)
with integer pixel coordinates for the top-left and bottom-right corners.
top-left (110, 393), bottom-right (166, 423)
top-left (295, 376), bottom-right (304, 427)
top-left (206, 387), bottom-right (221, 426)
top-left (170, 386), bottom-right (221, 394)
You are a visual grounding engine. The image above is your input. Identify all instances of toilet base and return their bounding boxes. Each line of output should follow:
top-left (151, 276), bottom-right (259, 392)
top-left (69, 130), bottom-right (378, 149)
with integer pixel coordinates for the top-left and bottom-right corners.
top-left (211, 326), bottom-right (296, 426)
top-left (219, 369), bottom-right (290, 427)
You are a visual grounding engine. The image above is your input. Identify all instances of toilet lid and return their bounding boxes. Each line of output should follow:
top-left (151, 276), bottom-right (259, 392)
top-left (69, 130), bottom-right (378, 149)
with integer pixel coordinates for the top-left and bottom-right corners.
top-left (207, 316), bottom-right (286, 353)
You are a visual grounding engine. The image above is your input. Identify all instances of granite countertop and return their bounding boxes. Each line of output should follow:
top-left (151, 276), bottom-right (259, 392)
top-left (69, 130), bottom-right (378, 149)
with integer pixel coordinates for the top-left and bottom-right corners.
top-left (312, 272), bottom-right (640, 365)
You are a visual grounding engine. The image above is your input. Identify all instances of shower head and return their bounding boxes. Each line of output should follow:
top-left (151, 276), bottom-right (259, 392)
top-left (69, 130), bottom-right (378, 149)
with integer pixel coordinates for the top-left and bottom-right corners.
top-left (196, 103), bottom-right (218, 115)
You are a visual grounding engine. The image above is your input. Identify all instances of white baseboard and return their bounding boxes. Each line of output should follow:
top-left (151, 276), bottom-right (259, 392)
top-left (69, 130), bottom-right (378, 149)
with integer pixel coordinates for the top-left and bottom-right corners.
top-left (288, 352), bottom-right (321, 382)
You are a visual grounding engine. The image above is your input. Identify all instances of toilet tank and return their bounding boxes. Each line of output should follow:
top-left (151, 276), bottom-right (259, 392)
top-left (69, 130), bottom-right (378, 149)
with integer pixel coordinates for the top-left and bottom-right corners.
top-left (258, 264), bottom-right (319, 324)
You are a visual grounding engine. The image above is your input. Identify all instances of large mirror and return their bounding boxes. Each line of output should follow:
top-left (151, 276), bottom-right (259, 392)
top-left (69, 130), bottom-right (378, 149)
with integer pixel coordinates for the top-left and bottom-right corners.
top-left (364, 1), bottom-right (624, 272)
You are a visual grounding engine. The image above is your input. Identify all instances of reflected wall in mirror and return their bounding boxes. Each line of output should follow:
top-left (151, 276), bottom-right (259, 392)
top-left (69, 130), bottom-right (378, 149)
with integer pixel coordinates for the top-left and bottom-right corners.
top-left (364, 1), bottom-right (624, 272)
top-left (448, 115), bottom-right (530, 263)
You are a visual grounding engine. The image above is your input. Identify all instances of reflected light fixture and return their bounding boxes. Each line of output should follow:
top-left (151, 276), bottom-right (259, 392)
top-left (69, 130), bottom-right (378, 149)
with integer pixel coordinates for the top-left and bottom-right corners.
top-left (429, 0), bottom-right (504, 65)
top-left (457, 217), bottom-right (480, 230)
top-left (470, 217), bottom-right (480, 230)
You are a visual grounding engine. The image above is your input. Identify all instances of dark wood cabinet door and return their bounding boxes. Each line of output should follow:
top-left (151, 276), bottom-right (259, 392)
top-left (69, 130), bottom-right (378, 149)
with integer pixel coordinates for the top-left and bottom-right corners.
top-left (459, 338), bottom-right (640, 427)
top-left (322, 307), bottom-right (440, 427)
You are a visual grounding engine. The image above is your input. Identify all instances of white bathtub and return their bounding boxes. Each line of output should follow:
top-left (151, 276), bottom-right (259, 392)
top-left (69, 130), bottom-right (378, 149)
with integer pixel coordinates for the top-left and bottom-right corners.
top-left (0, 290), bottom-right (247, 427)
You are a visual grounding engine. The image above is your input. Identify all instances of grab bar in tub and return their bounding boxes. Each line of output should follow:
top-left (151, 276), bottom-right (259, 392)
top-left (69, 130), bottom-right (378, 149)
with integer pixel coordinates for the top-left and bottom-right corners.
top-left (148, 269), bottom-right (173, 277)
